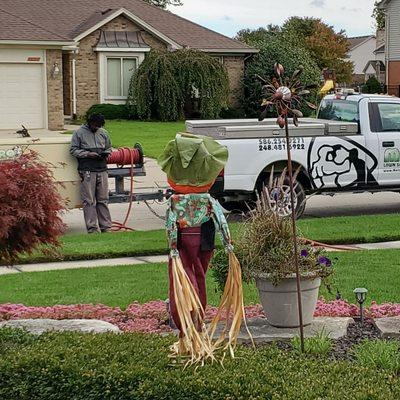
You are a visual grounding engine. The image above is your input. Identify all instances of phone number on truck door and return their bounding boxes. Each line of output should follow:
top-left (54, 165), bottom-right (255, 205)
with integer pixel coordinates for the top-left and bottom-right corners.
top-left (258, 138), bottom-right (305, 151)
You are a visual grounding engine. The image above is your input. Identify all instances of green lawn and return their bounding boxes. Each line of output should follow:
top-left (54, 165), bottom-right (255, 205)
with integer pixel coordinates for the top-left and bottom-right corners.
top-left (15, 213), bottom-right (400, 265)
top-left (67, 120), bottom-right (185, 159)
top-left (2, 249), bottom-right (400, 307)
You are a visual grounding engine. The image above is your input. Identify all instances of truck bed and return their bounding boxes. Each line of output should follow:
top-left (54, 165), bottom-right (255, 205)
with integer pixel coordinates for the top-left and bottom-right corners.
top-left (186, 118), bottom-right (358, 139)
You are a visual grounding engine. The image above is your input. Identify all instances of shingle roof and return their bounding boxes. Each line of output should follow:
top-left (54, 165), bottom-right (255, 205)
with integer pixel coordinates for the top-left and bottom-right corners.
top-left (0, 8), bottom-right (70, 41)
top-left (348, 35), bottom-right (375, 51)
top-left (0, 0), bottom-right (254, 51)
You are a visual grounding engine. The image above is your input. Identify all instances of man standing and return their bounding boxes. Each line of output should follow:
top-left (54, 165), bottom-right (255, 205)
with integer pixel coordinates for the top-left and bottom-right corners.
top-left (70, 114), bottom-right (112, 233)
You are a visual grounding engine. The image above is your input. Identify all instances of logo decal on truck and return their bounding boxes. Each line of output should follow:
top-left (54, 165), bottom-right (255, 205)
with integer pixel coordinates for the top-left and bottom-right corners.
top-left (307, 138), bottom-right (378, 189)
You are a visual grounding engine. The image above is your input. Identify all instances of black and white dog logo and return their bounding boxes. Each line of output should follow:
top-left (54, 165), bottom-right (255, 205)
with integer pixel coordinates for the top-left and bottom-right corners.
top-left (308, 138), bottom-right (378, 189)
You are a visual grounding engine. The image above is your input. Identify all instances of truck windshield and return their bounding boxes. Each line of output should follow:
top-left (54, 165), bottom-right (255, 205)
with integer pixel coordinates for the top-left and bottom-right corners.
top-left (318, 99), bottom-right (359, 123)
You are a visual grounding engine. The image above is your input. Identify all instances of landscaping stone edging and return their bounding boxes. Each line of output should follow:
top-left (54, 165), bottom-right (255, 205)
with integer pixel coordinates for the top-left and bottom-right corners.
top-left (0, 319), bottom-right (121, 334)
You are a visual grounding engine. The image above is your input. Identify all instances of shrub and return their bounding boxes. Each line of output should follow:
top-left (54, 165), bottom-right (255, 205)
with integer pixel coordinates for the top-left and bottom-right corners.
top-left (353, 339), bottom-right (400, 374)
top-left (128, 49), bottom-right (229, 121)
top-left (85, 103), bottom-right (135, 120)
top-left (0, 330), bottom-right (399, 399)
top-left (241, 32), bottom-right (320, 117)
top-left (362, 76), bottom-right (382, 94)
top-left (0, 152), bottom-right (66, 265)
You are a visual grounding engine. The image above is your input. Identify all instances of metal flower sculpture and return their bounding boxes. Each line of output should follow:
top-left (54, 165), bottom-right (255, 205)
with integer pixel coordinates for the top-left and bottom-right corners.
top-left (257, 63), bottom-right (317, 127)
top-left (256, 63), bottom-right (318, 353)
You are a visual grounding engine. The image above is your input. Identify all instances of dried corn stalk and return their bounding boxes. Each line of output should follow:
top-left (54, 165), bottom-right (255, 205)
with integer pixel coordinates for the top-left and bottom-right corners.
top-left (170, 251), bottom-right (252, 367)
top-left (208, 251), bottom-right (253, 358)
top-left (169, 255), bottom-right (215, 367)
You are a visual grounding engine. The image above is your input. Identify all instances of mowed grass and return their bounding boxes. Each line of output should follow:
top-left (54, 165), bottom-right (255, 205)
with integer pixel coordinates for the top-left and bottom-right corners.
top-left (66, 120), bottom-right (185, 159)
top-left (15, 213), bottom-right (400, 265)
top-left (107, 120), bottom-right (185, 159)
top-left (2, 249), bottom-right (400, 308)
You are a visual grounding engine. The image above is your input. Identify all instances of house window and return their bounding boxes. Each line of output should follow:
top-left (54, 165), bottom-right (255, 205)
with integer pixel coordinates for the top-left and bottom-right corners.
top-left (106, 57), bottom-right (137, 98)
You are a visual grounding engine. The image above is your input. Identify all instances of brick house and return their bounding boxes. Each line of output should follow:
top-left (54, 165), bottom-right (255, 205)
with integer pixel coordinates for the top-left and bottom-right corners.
top-left (378, 0), bottom-right (400, 96)
top-left (0, 0), bottom-right (257, 130)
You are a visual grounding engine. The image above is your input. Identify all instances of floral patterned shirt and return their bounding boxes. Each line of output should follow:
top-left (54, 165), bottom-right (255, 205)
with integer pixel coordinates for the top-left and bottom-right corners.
top-left (166, 193), bottom-right (231, 256)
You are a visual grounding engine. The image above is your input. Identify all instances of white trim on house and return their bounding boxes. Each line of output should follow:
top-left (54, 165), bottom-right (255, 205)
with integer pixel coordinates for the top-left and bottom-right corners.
top-left (94, 47), bottom-right (151, 52)
top-left (43, 50), bottom-right (49, 129)
top-left (98, 51), bottom-right (145, 104)
top-left (200, 48), bottom-right (259, 54)
top-left (73, 8), bottom-right (182, 50)
top-left (0, 40), bottom-right (75, 46)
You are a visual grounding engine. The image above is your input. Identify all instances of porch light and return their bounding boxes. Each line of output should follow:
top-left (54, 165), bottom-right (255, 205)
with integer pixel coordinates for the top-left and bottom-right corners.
top-left (353, 288), bottom-right (368, 325)
top-left (51, 62), bottom-right (60, 78)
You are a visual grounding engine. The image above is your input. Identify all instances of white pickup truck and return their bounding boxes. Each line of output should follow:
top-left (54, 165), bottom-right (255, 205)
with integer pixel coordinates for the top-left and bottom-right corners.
top-left (186, 93), bottom-right (400, 217)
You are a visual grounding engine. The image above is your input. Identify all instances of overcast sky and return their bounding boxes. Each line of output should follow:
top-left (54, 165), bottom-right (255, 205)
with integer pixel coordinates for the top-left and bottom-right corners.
top-left (168, 0), bottom-right (377, 39)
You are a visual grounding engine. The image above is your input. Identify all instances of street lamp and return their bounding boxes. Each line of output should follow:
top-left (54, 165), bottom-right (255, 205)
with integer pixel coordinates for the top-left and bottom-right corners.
top-left (353, 288), bottom-right (368, 325)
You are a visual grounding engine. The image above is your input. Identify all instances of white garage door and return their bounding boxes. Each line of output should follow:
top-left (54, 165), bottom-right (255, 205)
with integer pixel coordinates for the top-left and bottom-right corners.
top-left (0, 63), bottom-right (45, 130)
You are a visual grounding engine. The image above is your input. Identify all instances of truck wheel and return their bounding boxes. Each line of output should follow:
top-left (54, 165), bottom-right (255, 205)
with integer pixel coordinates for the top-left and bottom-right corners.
top-left (262, 178), bottom-right (306, 219)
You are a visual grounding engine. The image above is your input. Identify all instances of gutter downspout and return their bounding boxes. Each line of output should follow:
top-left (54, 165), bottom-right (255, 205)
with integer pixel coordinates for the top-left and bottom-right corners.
top-left (72, 51), bottom-right (77, 120)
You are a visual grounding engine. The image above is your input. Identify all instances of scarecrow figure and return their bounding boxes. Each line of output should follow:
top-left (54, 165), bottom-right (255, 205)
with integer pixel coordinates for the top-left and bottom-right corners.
top-left (158, 133), bottom-right (247, 365)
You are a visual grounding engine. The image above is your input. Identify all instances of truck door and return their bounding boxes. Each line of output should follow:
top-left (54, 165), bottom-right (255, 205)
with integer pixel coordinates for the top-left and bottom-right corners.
top-left (311, 98), bottom-right (374, 189)
top-left (369, 102), bottom-right (400, 186)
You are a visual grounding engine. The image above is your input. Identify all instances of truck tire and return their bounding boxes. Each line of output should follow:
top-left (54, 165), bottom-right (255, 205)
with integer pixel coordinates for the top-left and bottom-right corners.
top-left (264, 177), bottom-right (306, 219)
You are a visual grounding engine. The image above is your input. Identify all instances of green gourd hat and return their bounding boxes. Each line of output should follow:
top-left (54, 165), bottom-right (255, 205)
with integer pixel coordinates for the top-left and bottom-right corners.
top-left (158, 133), bottom-right (228, 186)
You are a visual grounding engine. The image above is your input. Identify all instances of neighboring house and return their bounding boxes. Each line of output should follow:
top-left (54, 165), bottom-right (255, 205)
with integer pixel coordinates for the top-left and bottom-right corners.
top-left (0, 0), bottom-right (257, 131)
top-left (379, 0), bottom-right (400, 96)
top-left (347, 35), bottom-right (380, 84)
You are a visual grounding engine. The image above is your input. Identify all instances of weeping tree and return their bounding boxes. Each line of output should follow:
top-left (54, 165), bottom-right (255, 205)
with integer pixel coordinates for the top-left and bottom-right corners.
top-left (127, 49), bottom-right (229, 121)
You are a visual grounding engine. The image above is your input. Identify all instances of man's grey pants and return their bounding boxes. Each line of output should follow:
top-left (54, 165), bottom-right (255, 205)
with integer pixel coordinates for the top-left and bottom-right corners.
top-left (79, 171), bottom-right (112, 233)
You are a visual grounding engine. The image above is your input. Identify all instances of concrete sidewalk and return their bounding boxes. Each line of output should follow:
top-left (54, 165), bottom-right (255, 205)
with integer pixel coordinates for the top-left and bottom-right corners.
top-left (2, 239), bottom-right (400, 276)
top-left (0, 255), bottom-right (168, 276)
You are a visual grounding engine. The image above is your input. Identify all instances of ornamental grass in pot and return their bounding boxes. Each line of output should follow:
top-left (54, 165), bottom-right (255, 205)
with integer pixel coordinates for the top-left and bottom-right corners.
top-left (212, 184), bottom-right (334, 328)
top-left (242, 185), bottom-right (334, 327)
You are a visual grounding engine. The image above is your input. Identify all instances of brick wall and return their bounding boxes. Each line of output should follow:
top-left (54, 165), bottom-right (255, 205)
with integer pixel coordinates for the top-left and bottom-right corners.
top-left (75, 15), bottom-right (167, 116)
top-left (388, 61), bottom-right (400, 96)
top-left (46, 49), bottom-right (64, 130)
top-left (223, 56), bottom-right (245, 109)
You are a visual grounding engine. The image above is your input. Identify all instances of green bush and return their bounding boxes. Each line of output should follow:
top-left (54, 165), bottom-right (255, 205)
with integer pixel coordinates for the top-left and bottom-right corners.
top-left (1, 330), bottom-right (400, 399)
top-left (353, 339), bottom-right (400, 374)
top-left (128, 49), bottom-right (229, 121)
top-left (85, 104), bottom-right (136, 120)
top-left (362, 76), bottom-right (382, 94)
top-left (241, 32), bottom-right (320, 117)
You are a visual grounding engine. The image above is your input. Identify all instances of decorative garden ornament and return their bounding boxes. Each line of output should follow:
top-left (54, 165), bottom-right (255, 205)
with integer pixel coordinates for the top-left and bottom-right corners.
top-left (257, 63), bottom-right (318, 352)
top-left (158, 133), bottom-right (251, 366)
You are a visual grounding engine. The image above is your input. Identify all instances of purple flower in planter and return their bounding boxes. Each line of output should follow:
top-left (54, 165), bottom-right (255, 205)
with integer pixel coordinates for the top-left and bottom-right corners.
top-left (318, 256), bottom-right (332, 267)
top-left (300, 249), bottom-right (309, 258)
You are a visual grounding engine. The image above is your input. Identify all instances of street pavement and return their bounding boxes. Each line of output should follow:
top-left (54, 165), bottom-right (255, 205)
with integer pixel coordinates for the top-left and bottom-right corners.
top-left (63, 158), bottom-right (400, 233)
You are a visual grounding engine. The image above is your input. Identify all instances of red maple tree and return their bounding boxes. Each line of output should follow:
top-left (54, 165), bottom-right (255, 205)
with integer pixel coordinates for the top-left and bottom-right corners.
top-left (0, 152), bottom-right (66, 266)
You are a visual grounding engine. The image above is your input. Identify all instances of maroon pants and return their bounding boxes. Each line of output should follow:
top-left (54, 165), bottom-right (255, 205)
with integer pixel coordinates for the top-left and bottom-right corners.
top-left (168, 227), bottom-right (213, 333)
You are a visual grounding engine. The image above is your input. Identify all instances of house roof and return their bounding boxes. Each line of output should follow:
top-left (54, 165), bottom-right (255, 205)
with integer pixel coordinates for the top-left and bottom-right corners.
top-left (0, 8), bottom-right (71, 43)
top-left (348, 35), bottom-right (375, 51)
top-left (0, 0), bottom-right (256, 53)
top-left (363, 60), bottom-right (385, 74)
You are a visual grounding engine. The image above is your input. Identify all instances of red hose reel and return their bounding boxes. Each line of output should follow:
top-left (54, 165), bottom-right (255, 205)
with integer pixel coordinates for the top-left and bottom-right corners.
top-left (107, 143), bottom-right (143, 167)
top-left (106, 143), bottom-right (144, 232)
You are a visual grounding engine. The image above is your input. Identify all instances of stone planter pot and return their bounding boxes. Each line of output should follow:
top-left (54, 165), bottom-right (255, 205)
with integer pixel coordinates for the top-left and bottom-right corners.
top-left (255, 274), bottom-right (321, 328)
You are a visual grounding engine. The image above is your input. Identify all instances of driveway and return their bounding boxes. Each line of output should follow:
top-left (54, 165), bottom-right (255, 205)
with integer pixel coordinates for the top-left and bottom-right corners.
top-left (63, 159), bottom-right (400, 233)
